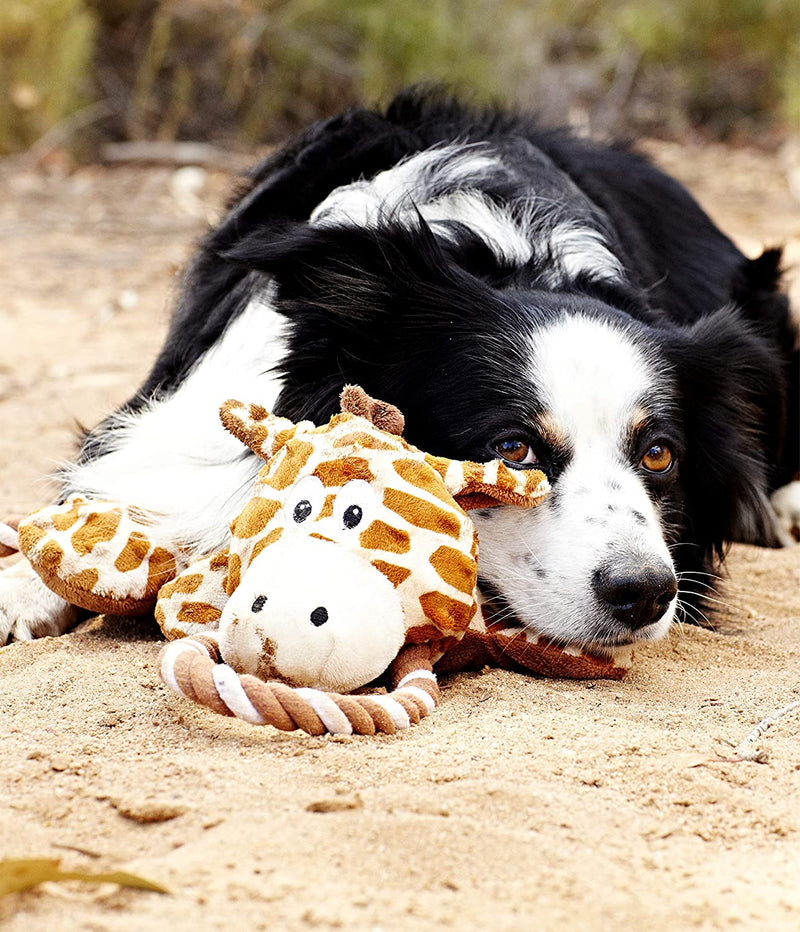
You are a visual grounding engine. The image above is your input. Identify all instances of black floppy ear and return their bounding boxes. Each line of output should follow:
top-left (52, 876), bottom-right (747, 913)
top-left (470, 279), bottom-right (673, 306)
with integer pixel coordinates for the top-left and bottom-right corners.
top-left (663, 306), bottom-right (787, 556)
top-left (214, 217), bottom-right (474, 320)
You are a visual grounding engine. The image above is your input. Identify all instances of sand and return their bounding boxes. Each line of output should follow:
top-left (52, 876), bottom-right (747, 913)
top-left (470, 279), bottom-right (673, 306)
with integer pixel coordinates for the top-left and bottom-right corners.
top-left (0, 143), bottom-right (798, 931)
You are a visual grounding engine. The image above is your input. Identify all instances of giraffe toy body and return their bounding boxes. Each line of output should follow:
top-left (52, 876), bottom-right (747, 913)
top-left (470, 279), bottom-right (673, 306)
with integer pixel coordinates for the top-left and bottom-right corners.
top-left (16, 387), bottom-right (631, 736)
top-left (156, 386), bottom-right (550, 694)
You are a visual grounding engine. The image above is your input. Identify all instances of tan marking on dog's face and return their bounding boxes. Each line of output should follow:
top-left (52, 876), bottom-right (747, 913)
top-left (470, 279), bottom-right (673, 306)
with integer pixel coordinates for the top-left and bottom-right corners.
top-left (314, 457), bottom-right (375, 488)
top-left (114, 531), bottom-right (151, 573)
top-left (418, 590), bottom-right (474, 634)
top-left (383, 488), bottom-right (461, 539)
top-left (359, 519), bottom-right (411, 554)
top-left (371, 559), bottom-right (412, 588)
top-left (429, 545), bottom-right (476, 595)
top-left (392, 458), bottom-right (454, 505)
top-left (249, 402), bottom-right (269, 421)
top-left (176, 602), bottom-right (222, 626)
top-left (71, 508), bottom-right (122, 556)
top-left (534, 411), bottom-right (568, 449)
top-left (232, 497), bottom-right (281, 539)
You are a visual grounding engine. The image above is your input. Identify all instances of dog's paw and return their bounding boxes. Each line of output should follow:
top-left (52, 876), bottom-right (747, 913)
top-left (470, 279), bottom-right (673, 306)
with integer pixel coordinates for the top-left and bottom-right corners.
top-left (0, 559), bottom-right (78, 643)
top-left (770, 480), bottom-right (800, 544)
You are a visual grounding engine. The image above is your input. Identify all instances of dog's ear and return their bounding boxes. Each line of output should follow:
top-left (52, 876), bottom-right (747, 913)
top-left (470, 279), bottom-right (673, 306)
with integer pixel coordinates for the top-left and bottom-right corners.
top-left (214, 216), bottom-right (484, 325)
top-left (662, 306), bottom-right (788, 555)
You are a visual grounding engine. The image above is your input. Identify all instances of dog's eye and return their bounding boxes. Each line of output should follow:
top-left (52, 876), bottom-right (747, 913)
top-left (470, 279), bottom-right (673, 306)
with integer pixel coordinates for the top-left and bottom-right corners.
top-left (641, 443), bottom-right (674, 473)
top-left (494, 439), bottom-right (538, 467)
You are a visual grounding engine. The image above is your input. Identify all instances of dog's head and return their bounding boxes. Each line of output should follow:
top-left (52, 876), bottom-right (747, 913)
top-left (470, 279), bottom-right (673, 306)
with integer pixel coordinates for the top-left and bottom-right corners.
top-left (219, 219), bottom-right (785, 649)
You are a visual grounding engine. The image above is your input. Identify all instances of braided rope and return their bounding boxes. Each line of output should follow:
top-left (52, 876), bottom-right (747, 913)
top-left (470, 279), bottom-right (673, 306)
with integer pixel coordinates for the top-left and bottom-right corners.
top-left (159, 638), bottom-right (439, 736)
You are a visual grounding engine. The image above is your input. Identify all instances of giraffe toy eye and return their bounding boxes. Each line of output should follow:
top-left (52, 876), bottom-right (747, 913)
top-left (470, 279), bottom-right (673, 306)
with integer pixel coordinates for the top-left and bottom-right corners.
top-left (334, 479), bottom-right (378, 532)
top-left (284, 474), bottom-right (325, 526)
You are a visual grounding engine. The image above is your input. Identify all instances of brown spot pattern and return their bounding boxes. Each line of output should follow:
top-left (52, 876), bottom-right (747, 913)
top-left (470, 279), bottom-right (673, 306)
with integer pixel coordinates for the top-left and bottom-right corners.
top-left (67, 567), bottom-right (99, 594)
top-left (250, 527), bottom-right (283, 562)
top-left (114, 531), bottom-right (151, 573)
top-left (168, 573), bottom-right (204, 595)
top-left (223, 552), bottom-right (242, 596)
top-left (51, 499), bottom-right (84, 531)
top-left (232, 497), bottom-right (280, 539)
top-left (209, 551), bottom-right (229, 571)
top-left (146, 548), bottom-right (177, 595)
top-left (371, 560), bottom-right (411, 588)
top-left (314, 457), bottom-right (375, 488)
top-left (429, 545), bottom-right (476, 595)
top-left (319, 493), bottom-right (336, 519)
top-left (359, 519), bottom-right (410, 554)
top-left (383, 488), bottom-right (461, 539)
top-left (418, 590), bottom-right (473, 634)
top-left (263, 440), bottom-right (315, 490)
top-left (176, 602), bottom-right (222, 626)
top-left (71, 508), bottom-right (122, 556)
top-left (392, 458), bottom-right (454, 505)
top-left (332, 431), bottom-right (398, 451)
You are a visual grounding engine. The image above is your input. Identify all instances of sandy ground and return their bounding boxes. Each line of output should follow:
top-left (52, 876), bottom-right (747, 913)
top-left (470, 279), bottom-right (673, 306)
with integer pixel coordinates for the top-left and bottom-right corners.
top-left (0, 143), bottom-right (799, 931)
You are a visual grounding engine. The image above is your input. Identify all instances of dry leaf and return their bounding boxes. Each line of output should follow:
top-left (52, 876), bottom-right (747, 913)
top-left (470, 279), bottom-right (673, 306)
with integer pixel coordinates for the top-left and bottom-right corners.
top-left (0, 858), bottom-right (169, 896)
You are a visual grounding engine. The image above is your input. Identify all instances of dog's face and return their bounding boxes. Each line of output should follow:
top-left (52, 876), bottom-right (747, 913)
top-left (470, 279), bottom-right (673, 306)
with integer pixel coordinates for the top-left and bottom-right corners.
top-left (468, 312), bottom-right (682, 648)
top-left (225, 219), bottom-right (781, 650)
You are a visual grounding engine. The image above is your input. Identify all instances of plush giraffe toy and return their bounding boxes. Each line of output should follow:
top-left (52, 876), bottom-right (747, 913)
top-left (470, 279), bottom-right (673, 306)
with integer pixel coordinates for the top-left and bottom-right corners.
top-left (13, 387), bottom-right (631, 736)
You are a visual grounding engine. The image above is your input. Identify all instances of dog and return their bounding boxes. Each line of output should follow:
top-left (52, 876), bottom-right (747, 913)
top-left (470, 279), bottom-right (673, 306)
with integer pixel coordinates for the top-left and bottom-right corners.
top-left (2, 88), bottom-right (798, 647)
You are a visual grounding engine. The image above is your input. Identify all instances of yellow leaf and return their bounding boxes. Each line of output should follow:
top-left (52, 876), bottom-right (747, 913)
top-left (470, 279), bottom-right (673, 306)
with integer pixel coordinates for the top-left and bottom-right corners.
top-left (0, 858), bottom-right (169, 896)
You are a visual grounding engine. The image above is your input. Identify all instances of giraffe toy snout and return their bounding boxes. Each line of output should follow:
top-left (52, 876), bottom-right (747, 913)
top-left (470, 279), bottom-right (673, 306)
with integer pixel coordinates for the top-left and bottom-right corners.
top-left (218, 536), bottom-right (406, 692)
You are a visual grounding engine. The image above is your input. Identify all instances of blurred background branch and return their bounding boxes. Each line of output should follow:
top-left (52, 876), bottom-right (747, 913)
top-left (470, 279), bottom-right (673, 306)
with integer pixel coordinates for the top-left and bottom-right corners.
top-left (2, 0), bottom-right (800, 159)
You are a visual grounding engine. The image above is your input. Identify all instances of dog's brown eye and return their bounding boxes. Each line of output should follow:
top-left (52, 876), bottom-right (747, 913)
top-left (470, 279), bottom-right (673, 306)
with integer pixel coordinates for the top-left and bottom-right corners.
top-left (641, 443), bottom-right (673, 473)
top-left (494, 439), bottom-right (537, 466)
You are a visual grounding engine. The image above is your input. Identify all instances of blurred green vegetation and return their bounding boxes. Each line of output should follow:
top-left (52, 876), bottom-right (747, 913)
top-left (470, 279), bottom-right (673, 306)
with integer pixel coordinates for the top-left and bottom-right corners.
top-left (2, 0), bottom-right (799, 156)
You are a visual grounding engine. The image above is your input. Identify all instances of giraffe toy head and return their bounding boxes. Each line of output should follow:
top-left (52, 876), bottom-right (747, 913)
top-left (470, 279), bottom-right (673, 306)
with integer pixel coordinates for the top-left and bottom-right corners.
top-left (189, 386), bottom-right (550, 693)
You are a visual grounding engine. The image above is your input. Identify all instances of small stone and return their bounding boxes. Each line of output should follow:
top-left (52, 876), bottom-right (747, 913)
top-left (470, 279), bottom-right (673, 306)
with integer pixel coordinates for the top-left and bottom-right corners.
top-left (111, 797), bottom-right (186, 823)
top-left (305, 794), bottom-right (363, 813)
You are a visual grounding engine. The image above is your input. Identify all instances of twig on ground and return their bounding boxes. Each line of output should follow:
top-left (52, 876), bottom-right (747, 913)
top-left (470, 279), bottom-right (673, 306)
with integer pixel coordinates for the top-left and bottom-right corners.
top-left (735, 697), bottom-right (800, 761)
top-left (101, 141), bottom-right (255, 172)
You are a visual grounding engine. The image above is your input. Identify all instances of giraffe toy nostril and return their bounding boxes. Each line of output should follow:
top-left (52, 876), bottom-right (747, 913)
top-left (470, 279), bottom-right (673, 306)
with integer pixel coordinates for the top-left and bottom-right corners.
top-left (310, 606), bottom-right (329, 627)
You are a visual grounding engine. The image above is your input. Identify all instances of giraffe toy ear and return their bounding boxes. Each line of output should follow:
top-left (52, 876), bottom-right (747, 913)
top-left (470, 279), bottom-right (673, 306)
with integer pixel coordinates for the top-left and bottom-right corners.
top-left (220, 399), bottom-right (301, 460)
top-left (425, 455), bottom-right (550, 511)
top-left (339, 384), bottom-right (405, 436)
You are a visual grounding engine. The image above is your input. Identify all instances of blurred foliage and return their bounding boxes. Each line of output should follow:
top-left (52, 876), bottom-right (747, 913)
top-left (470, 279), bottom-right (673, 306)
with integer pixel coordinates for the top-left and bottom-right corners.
top-left (0, 0), bottom-right (96, 153)
top-left (2, 0), bottom-right (800, 156)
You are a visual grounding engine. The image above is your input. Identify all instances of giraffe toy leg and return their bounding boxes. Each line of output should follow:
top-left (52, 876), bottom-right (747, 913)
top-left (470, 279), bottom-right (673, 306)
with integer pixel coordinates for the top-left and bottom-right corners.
top-left (155, 551), bottom-right (230, 641)
top-left (17, 495), bottom-right (186, 617)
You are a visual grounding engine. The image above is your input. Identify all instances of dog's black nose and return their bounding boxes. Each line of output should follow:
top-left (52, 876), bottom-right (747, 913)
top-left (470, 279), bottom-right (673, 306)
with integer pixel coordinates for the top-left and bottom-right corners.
top-left (592, 561), bottom-right (678, 630)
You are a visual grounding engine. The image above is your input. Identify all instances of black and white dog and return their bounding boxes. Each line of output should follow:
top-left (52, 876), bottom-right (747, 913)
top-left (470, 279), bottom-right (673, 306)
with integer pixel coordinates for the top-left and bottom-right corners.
top-left (3, 89), bottom-right (798, 647)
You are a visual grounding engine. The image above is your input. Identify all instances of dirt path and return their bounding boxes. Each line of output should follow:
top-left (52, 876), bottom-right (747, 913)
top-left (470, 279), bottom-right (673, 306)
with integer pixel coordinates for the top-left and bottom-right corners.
top-left (1, 145), bottom-right (799, 931)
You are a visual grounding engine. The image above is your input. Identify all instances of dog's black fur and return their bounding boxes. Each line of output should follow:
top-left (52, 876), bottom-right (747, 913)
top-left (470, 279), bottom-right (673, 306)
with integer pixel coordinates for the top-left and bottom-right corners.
top-left (79, 89), bottom-right (799, 634)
